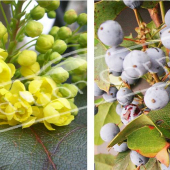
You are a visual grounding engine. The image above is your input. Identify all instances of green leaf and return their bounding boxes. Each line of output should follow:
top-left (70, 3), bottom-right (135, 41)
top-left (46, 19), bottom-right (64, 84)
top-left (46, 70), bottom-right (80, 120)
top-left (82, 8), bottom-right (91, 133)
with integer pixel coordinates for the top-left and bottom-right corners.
top-left (112, 150), bottom-right (136, 170)
top-left (94, 38), bottom-right (110, 92)
top-left (140, 158), bottom-right (161, 170)
top-left (147, 21), bottom-right (159, 41)
top-left (127, 126), bottom-right (167, 157)
top-left (95, 97), bottom-right (105, 106)
top-left (108, 114), bottom-right (156, 148)
top-left (94, 154), bottom-right (115, 170)
top-left (74, 88), bottom-right (87, 125)
top-left (94, 102), bottom-right (122, 145)
top-left (141, 1), bottom-right (159, 9)
top-left (148, 103), bottom-right (170, 129)
top-left (0, 89), bottom-right (87, 170)
top-left (94, 1), bottom-right (126, 36)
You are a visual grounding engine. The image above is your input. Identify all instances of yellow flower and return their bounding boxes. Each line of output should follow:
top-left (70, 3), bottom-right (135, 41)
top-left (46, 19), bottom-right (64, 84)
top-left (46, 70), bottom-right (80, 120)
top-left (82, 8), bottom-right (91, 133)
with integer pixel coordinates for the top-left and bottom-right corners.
top-left (2, 81), bottom-right (34, 122)
top-left (5, 80), bottom-right (35, 105)
top-left (7, 63), bottom-right (15, 78)
top-left (0, 88), bottom-right (10, 121)
top-left (22, 116), bottom-right (36, 128)
top-left (29, 77), bottom-right (56, 106)
top-left (20, 62), bottom-right (40, 78)
top-left (31, 106), bottom-right (55, 130)
top-left (0, 22), bottom-right (7, 39)
top-left (43, 98), bottom-right (74, 128)
top-left (5, 101), bottom-right (32, 122)
top-left (0, 48), bottom-right (8, 60)
top-left (0, 59), bottom-right (13, 87)
top-left (18, 50), bottom-right (37, 66)
top-left (32, 106), bottom-right (43, 120)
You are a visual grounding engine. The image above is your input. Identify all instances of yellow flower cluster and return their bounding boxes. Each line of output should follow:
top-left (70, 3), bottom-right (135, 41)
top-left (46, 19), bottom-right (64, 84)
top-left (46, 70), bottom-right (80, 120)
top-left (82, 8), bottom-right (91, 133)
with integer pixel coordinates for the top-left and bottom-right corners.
top-left (0, 49), bottom-right (78, 130)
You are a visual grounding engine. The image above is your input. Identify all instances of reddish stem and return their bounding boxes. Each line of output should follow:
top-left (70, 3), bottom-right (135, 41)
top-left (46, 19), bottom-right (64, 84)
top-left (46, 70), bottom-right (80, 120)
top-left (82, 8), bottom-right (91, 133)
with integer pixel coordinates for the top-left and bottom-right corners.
top-left (123, 38), bottom-right (138, 43)
top-left (148, 4), bottom-right (162, 27)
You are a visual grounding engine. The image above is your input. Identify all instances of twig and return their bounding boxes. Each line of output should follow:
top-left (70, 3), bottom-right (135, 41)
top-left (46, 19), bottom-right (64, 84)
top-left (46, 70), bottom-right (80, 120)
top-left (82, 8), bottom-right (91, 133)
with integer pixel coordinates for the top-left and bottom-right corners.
top-left (133, 9), bottom-right (140, 26)
top-left (123, 38), bottom-right (138, 43)
top-left (148, 4), bottom-right (162, 27)
top-left (153, 73), bottom-right (160, 82)
top-left (159, 1), bottom-right (165, 23)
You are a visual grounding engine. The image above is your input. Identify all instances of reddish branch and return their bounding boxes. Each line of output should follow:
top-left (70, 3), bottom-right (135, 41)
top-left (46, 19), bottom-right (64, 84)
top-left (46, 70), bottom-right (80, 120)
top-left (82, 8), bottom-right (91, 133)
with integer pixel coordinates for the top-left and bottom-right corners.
top-left (148, 4), bottom-right (162, 27)
top-left (30, 127), bottom-right (57, 170)
top-left (148, 4), bottom-right (163, 82)
top-left (123, 38), bottom-right (138, 43)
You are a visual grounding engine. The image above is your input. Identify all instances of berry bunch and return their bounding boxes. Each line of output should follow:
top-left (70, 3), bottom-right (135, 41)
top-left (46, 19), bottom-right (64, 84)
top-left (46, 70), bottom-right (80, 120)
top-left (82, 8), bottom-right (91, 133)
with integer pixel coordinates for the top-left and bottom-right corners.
top-left (0, 1), bottom-right (87, 130)
top-left (95, 1), bottom-right (170, 168)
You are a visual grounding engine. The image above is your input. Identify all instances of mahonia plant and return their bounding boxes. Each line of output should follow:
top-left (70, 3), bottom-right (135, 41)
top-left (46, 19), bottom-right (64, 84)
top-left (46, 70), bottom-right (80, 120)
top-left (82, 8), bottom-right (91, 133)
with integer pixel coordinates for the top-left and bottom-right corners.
top-left (0, 0), bottom-right (87, 130)
top-left (95, 1), bottom-right (170, 170)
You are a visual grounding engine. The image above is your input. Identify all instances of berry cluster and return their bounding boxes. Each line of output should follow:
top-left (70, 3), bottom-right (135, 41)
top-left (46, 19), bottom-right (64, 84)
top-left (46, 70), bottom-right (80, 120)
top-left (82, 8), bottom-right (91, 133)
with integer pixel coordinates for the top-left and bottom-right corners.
top-left (95, 1), bottom-right (170, 168)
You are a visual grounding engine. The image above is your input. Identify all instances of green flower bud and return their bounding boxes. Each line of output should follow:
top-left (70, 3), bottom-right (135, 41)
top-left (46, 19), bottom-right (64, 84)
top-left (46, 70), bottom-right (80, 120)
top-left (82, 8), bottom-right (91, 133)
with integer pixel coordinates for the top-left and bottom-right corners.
top-left (72, 75), bottom-right (83, 82)
top-left (0, 32), bottom-right (8, 48)
top-left (37, 54), bottom-right (45, 65)
top-left (78, 33), bottom-right (87, 47)
top-left (2, 1), bottom-right (12, 4)
top-left (0, 22), bottom-right (7, 39)
top-left (30, 5), bottom-right (45, 20)
top-left (24, 81), bottom-right (31, 90)
top-left (64, 9), bottom-right (77, 25)
top-left (69, 101), bottom-right (78, 116)
top-left (49, 26), bottom-right (59, 37)
top-left (59, 84), bottom-right (78, 98)
top-left (45, 0), bottom-right (60, 11)
top-left (2, 32), bottom-right (8, 44)
top-left (18, 50), bottom-right (37, 66)
top-left (37, 1), bottom-right (51, 8)
top-left (13, 69), bottom-right (21, 78)
top-left (18, 34), bottom-right (25, 42)
top-left (72, 74), bottom-right (87, 90)
top-left (77, 13), bottom-right (87, 26)
top-left (52, 40), bottom-right (67, 54)
top-left (25, 21), bottom-right (43, 38)
top-left (63, 57), bottom-right (87, 75)
top-left (69, 98), bottom-right (74, 102)
top-left (49, 52), bottom-right (62, 64)
top-left (48, 67), bottom-right (69, 83)
top-left (36, 34), bottom-right (54, 54)
top-left (47, 11), bottom-right (56, 18)
top-left (57, 26), bottom-right (72, 40)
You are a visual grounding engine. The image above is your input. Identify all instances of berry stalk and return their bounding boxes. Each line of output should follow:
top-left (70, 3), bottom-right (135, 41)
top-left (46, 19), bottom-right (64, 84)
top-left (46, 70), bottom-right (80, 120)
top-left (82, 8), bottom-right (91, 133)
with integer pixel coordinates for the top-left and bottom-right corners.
top-left (159, 1), bottom-right (165, 23)
top-left (152, 73), bottom-right (160, 82)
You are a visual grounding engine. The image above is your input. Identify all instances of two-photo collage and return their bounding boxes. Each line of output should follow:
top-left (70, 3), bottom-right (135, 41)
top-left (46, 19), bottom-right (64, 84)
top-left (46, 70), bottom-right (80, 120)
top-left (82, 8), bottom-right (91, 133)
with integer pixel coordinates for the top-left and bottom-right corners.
top-left (0, 0), bottom-right (169, 170)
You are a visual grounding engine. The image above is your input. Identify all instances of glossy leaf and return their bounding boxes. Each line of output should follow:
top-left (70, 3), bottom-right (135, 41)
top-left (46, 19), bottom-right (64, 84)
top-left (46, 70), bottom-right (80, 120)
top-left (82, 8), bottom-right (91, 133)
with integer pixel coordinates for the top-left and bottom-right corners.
top-left (141, 1), bottom-right (159, 9)
top-left (108, 114), bottom-right (157, 148)
top-left (112, 150), bottom-right (136, 170)
top-left (140, 158), bottom-right (161, 170)
top-left (127, 126), bottom-right (167, 157)
top-left (148, 103), bottom-right (170, 129)
top-left (147, 21), bottom-right (159, 40)
top-left (94, 154), bottom-right (115, 170)
top-left (94, 38), bottom-right (110, 92)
